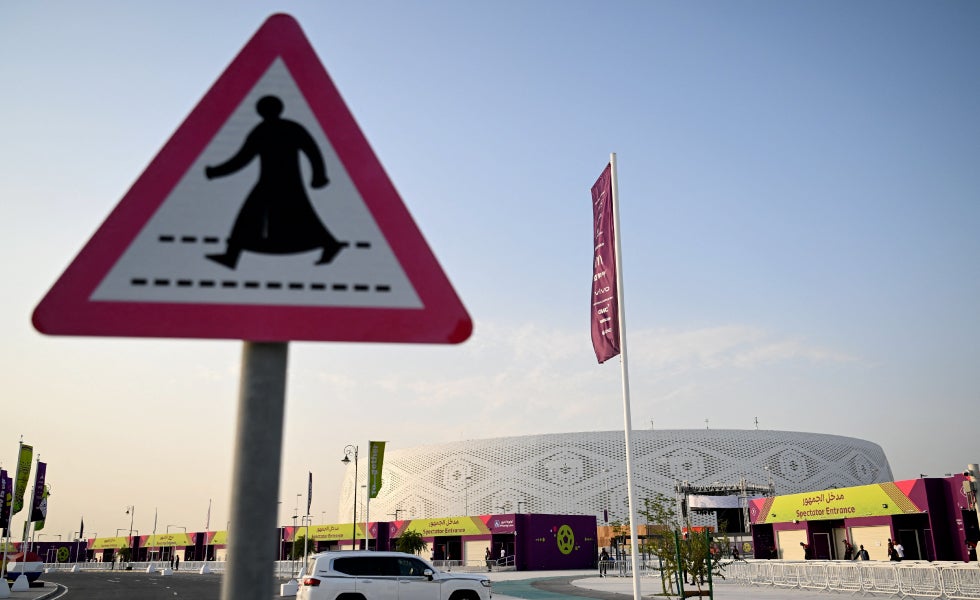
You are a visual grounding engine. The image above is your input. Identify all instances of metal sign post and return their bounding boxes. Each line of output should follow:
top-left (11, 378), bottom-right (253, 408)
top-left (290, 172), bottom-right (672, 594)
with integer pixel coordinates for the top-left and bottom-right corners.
top-left (221, 342), bottom-right (288, 600)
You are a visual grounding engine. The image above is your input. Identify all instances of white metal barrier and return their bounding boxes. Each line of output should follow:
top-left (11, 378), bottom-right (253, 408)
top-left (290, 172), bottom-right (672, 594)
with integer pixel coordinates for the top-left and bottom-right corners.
top-left (728, 559), bottom-right (980, 599)
top-left (42, 560), bottom-right (300, 577)
top-left (942, 564), bottom-right (980, 600)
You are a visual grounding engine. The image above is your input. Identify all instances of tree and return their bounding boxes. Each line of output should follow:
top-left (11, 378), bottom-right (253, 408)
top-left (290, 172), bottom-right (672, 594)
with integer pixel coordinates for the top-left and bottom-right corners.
top-left (638, 493), bottom-right (682, 596)
top-left (395, 530), bottom-right (428, 556)
top-left (636, 492), bottom-right (726, 596)
top-left (291, 534), bottom-right (314, 560)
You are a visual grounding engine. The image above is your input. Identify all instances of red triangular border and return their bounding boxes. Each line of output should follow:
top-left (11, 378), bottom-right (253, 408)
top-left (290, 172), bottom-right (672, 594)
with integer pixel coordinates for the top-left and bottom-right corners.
top-left (32, 13), bottom-right (471, 344)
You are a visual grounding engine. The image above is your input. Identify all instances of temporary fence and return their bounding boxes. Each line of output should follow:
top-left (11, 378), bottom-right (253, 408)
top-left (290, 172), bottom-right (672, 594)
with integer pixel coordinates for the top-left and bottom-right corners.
top-left (41, 560), bottom-right (293, 578)
top-left (727, 559), bottom-right (980, 599)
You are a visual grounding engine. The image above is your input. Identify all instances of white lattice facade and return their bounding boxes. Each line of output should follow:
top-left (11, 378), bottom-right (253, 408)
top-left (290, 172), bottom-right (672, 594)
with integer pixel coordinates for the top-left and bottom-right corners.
top-left (338, 429), bottom-right (892, 524)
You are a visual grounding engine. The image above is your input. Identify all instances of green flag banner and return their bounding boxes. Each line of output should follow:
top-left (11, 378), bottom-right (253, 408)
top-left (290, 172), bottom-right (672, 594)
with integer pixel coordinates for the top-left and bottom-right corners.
top-left (368, 441), bottom-right (385, 499)
top-left (12, 444), bottom-right (33, 515)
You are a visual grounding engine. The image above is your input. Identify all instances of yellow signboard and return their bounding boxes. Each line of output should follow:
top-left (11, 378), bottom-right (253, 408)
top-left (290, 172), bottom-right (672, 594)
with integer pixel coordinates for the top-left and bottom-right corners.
top-left (403, 517), bottom-right (489, 537)
top-left (145, 533), bottom-right (193, 547)
top-left (91, 536), bottom-right (130, 550)
top-left (210, 531), bottom-right (228, 545)
top-left (287, 524), bottom-right (363, 542)
top-left (756, 482), bottom-right (922, 524)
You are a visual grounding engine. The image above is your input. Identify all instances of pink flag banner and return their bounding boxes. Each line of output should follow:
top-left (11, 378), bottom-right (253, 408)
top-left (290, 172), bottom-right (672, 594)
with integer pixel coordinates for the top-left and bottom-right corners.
top-left (591, 164), bottom-right (620, 363)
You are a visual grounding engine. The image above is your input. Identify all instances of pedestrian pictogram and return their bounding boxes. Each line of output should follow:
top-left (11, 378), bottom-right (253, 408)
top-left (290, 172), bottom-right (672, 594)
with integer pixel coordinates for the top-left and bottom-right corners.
top-left (204, 94), bottom-right (345, 270)
top-left (32, 13), bottom-right (471, 344)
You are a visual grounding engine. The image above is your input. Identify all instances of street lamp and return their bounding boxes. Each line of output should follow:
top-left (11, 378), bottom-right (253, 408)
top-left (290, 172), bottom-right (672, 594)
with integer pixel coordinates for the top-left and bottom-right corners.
top-left (166, 526), bottom-right (186, 562)
top-left (465, 476), bottom-right (472, 515)
top-left (341, 445), bottom-right (359, 550)
top-left (124, 505), bottom-right (135, 561)
top-left (389, 509), bottom-right (403, 520)
top-left (602, 468), bottom-right (611, 523)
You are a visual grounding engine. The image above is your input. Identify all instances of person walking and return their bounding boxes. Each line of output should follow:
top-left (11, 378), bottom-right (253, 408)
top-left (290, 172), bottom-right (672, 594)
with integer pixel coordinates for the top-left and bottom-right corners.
top-left (801, 541), bottom-right (813, 560)
top-left (854, 545), bottom-right (869, 560)
top-left (599, 548), bottom-right (610, 577)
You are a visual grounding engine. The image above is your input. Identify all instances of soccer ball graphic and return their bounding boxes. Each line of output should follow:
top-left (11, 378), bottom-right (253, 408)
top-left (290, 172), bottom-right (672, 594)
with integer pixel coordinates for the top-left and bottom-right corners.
top-left (556, 525), bottom-right (575, 555)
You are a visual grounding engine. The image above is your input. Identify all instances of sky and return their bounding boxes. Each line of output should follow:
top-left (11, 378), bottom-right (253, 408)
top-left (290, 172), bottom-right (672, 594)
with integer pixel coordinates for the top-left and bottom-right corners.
top-left (1, 1), bottom-right (978, 544)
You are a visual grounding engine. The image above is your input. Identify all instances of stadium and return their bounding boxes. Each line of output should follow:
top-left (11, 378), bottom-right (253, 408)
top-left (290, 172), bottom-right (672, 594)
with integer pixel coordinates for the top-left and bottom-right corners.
top-left (340, 429), bottom-right (892, 525)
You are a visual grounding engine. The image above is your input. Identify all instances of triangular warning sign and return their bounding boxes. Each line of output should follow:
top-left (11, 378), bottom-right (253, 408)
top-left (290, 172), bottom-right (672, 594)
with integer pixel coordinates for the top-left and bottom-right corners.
top-left (33, 14), bottom-right (471, 344)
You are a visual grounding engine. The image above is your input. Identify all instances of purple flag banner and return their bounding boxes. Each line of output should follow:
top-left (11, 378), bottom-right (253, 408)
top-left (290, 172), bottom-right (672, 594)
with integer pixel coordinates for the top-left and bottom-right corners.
top-left (591, 163), bottom-right (620, 363)
top-left (0, 469), bottom-right (9, 532)
top-left (30, 461), bottom-right (47, 522)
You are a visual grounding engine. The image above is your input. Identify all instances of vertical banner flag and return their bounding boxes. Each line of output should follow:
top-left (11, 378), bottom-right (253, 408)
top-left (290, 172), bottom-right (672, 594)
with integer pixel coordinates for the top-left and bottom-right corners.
top-left (79, 517), bottom-right (84, 540)
top-left (12, 443), bottom-right (33, 515)
top-left (591, 164), bottom-right (620, 363)
top-left (0, 469), bottom-right (9, 533)
top-left (368, 441), bottom-right (386, 498)
top-left (34, 486), bottom-right (50, 531)
top-left (307, 472), bottom-right (313, 514)
top-left (30, 461), bottom-right (47, 522)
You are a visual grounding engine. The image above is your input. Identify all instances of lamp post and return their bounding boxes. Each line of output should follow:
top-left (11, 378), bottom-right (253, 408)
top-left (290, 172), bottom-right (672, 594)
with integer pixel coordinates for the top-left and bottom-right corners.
top-left (602, 468), bottom-right (611, 523)
top-left (124, 505), bottom-right (135, 562)
top-left (389, 509), bottom-right (402, 520)
top-left (341, 445), bottom-right (359, 550)
top-left (129, 530), bottom-right (140, 564)
top-left (465, 476), bottom-right (472, 515)
top-left (166, 525), bottom-right (186, 563)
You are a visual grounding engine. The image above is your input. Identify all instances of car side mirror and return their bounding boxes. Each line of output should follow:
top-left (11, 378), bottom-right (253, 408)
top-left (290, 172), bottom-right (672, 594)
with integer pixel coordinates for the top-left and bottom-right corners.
top-left (424, 568), bottom-right (434, 581)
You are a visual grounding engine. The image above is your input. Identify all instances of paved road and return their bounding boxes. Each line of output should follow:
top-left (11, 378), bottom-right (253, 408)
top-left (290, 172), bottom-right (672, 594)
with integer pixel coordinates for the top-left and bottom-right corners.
top-left (32, 568), bottom-right (875, 600)
top-left (37, 571), bottom-right (284, 599)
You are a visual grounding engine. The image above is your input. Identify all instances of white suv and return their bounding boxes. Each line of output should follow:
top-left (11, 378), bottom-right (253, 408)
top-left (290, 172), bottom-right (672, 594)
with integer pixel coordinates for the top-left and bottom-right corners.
top-left (298, 551), bottom-right (492, 600)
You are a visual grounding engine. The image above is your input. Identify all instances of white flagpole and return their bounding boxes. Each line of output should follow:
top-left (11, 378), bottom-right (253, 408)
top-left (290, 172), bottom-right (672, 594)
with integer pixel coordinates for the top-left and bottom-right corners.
top-left (205, 498), bottom-right (212, 561)
top-left (364, 457), bottom-right (371, 552)
top-left (303, 474), bottom-right (311, 570)
top-left (610, 153), bottom-right (642, 600)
